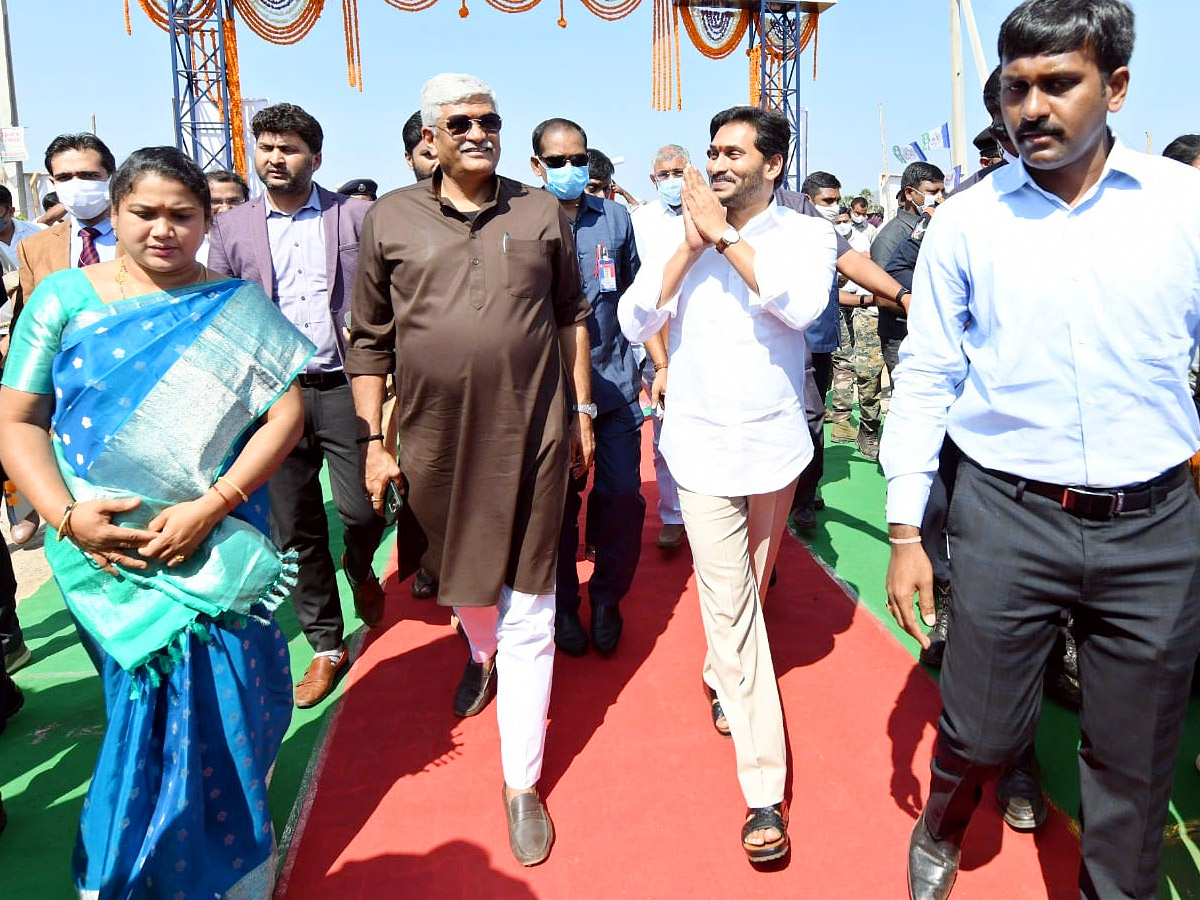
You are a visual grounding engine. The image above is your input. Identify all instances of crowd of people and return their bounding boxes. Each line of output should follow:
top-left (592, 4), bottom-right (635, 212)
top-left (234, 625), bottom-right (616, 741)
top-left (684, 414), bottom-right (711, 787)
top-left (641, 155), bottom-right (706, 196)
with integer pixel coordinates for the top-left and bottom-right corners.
top-left (0, 0), bottom-right (1199, 898)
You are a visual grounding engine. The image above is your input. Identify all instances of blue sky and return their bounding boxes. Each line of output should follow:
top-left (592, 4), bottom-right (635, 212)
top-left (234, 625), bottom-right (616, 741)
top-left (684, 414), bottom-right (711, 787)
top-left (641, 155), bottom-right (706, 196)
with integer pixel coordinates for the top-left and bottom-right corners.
top-left (7, 0), bottom-right (1196, 200)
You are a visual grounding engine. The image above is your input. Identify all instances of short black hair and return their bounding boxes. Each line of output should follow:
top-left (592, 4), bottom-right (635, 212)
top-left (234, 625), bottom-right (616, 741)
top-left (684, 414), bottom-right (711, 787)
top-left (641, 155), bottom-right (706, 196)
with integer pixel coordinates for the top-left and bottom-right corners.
top-left (709, 106), bottom-right (791, 189)
top-left (251, 103), bottom-right (323, 154)
top-left (800, 170), bottom-right (840, 198)
top-left (983, 66), bottom-right (1003, 117)
top-left (998, 0), bottom-right (1134, 79)
top-left (44, 133), bottom-right (116, 176)
top-left (206, 169), bottom-right (249, 201)
top-left (110, 146), bottom-right (211, 218)
top-left (850, 196), bottom-right (869, 211)
top-left (587, 148), bottom-right (614, 183)
top-left (0, 185), bottom-right (11, 208)
top-left (1163, 135), bottom-right (1200, 167)
top-left (532, 118), bottom-right (587, 157)
top-left (901, 161), bottom-right (946, 192)
top-left (403, 111), bottom-right (423, 155)
top-left (42, 192), bottom-right (58, 212)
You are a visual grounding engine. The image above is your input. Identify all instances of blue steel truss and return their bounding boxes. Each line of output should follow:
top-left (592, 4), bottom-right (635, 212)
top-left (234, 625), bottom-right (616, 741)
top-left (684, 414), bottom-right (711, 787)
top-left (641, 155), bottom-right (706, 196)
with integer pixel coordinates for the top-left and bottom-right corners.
top-left (752, 0), bottom-right (804, 190)
top-left (169, 0), bottom-right (234, 172)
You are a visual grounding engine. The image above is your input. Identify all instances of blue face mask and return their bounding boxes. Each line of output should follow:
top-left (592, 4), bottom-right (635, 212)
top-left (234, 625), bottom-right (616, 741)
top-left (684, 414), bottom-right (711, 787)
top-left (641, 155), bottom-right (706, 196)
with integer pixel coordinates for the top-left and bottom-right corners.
top-left (656, 176), bottom-right (683, 208)
top-left (543, 164), bottom-right (588, 201)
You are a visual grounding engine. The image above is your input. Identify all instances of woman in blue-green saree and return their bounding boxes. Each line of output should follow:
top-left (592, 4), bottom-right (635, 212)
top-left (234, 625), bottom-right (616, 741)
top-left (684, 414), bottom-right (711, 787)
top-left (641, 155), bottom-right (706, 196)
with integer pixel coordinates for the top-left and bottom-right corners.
top-left (0, 147), bottom-right (314, 899)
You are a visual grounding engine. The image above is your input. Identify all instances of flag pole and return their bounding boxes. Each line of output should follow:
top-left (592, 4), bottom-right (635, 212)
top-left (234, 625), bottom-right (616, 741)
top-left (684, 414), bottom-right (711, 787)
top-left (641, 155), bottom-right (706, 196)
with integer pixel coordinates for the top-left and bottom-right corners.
top-left (948, 0), bottom-right (968, 176)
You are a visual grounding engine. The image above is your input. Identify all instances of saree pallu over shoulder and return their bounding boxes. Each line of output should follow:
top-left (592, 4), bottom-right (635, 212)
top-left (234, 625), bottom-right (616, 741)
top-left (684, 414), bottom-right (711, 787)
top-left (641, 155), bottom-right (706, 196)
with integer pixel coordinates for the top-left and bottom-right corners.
top-left (43, 279), bottom-right (314, 678)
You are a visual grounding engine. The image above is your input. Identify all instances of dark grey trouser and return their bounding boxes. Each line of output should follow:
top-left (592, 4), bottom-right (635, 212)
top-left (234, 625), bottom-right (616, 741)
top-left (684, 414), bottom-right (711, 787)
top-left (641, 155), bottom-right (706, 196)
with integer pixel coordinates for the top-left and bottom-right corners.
top-left (270, 380), bottom-right (385, 652)
top-left (925, 458), bottom-right (1200, 900)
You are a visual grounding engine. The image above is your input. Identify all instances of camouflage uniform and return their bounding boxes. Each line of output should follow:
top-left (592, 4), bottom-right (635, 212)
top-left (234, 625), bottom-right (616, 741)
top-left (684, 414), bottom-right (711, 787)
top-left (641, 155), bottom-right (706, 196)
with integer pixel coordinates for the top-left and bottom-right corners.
top-left (829, 305), bottom-right (883, 442)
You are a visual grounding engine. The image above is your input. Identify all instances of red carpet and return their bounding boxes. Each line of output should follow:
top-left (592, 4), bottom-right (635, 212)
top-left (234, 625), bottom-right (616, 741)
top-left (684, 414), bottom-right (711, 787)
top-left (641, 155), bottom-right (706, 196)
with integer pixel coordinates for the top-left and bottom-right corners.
top-left (275, 429), bottom-right (1080, 900)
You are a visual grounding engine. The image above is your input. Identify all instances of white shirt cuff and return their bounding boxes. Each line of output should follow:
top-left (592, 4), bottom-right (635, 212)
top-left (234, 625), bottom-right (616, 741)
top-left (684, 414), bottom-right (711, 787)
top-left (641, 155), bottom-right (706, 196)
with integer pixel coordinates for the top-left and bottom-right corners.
top-left (885, 472), bottom-right (935, 527)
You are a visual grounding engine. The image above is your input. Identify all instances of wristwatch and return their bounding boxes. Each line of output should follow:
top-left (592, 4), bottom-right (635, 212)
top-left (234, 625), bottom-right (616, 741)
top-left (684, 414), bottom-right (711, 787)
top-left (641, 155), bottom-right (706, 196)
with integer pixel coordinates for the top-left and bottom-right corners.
top-left (573, 402), bottom-right (599, 419)
top-left (715, 226), bottom-right (741, 254)
top-left (894, 287), bottom-right (910, 305)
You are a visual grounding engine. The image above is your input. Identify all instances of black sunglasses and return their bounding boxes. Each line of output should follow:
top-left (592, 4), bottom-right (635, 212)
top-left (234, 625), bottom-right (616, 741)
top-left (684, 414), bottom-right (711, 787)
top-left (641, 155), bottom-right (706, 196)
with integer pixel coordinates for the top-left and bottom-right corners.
top-left (539, 153), bottom-right (589, 169)
top-left (439, 113), bottom-right (503, 137)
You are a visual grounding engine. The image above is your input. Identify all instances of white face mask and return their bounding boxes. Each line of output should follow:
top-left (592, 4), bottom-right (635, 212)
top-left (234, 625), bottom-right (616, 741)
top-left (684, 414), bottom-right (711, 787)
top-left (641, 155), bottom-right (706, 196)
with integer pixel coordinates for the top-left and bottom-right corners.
top-left (915, 191), bottom-right (943, 210)
top-left (816, 203), bottom-right (839, 222)
top-left (850, 213), bottom-right (866, 225)
top-left (834, 222), bottom-right (853, 237)
top-left (56, 177), bottom-right (111, 221)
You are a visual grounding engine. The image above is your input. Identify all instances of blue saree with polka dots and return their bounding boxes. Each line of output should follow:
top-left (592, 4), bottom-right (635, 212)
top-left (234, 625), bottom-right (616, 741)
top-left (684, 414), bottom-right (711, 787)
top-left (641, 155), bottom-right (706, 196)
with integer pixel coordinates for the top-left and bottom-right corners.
top-left (3, 270), bottom-right (314, 899)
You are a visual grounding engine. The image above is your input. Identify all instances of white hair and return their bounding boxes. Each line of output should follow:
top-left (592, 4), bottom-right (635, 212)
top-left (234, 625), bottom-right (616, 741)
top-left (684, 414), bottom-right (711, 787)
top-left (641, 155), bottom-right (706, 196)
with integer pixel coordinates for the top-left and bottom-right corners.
top-left (652, 144), bottom-right (690, 169)
top-left (420, 73), bottom-right (498, 127)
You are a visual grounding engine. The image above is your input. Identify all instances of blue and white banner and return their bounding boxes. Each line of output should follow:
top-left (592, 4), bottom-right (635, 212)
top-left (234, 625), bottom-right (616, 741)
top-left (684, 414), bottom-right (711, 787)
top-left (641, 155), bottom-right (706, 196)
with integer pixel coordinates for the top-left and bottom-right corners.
top-left (892, 142), bottom-right (928, 166)
top-left (921, 122), bottom-right (951, 152)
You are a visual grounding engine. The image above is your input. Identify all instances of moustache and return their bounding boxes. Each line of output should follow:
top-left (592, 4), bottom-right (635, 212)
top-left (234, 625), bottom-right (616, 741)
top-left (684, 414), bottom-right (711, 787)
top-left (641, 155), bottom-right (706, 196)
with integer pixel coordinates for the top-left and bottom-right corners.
top-left (710, 176), bottom-right (734, 185)
top-left (461, 141), bottom-right (495, 152)
top-left (1016, 124), bottom-right (1063, 140)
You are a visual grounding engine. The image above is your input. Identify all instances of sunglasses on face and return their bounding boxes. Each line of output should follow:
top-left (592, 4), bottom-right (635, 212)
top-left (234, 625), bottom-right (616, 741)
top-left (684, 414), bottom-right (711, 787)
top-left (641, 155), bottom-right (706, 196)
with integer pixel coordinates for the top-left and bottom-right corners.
top-left (439, 113), bottom-right (503, 137)
top-left (539, 153), bottom-right (589, 169)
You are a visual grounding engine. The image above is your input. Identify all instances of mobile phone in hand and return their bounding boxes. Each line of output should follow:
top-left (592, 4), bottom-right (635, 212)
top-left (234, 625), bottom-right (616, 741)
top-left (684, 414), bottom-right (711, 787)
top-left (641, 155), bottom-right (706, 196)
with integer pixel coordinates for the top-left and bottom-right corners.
top-left (383, 481), bottom-right (404, 526)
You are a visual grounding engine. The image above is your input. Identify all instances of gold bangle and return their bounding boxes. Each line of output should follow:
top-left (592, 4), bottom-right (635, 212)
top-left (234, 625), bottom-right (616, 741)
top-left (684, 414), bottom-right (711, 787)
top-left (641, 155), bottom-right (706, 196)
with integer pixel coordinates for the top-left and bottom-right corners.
top-left (217, 475), bottom-right (249, 504)
top-left (57, 501), bottom-right (77, 542)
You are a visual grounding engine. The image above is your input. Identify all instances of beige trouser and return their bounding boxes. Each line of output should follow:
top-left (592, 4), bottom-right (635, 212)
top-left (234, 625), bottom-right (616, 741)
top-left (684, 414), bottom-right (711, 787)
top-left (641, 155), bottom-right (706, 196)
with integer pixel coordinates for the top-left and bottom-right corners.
top-left (679, 479), bottom-right (794, 809)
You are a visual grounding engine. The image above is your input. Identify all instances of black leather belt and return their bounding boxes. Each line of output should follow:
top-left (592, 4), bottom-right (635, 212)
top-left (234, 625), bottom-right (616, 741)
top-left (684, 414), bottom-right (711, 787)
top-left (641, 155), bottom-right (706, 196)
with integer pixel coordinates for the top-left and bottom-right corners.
top-left (975, 459), bottom-right (1188, 520)
top-left (297, 371), bottom-right (347, 389)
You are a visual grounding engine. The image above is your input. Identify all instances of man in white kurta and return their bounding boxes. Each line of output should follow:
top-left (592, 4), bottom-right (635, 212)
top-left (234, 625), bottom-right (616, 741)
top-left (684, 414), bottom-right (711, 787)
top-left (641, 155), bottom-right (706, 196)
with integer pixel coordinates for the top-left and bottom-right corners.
top-left (619, 107), bottom-right (836, 861)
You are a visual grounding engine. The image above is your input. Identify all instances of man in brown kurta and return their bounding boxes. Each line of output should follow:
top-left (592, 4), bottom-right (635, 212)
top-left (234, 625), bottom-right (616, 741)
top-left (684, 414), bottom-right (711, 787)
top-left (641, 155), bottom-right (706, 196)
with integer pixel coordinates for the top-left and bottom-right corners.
top-left (346, 73), bottom-right (593, 867)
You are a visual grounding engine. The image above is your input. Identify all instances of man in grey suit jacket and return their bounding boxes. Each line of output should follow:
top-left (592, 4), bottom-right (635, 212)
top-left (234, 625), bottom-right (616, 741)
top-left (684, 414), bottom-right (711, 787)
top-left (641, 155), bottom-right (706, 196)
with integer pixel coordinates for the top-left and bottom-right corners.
top-left (208, 103), bottom-right (385, 708)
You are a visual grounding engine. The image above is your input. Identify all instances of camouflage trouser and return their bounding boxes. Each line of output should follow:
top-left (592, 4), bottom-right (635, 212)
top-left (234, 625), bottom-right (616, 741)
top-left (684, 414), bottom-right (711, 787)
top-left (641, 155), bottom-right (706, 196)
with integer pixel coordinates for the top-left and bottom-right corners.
top-left (830, 306), bottom-right (883, 430)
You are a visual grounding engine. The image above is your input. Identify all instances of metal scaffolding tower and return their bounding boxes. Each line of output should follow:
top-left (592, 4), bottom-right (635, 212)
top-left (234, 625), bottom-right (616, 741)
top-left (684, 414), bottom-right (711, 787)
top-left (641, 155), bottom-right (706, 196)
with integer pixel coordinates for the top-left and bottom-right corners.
top-left (750, 0), bottom-right (835, 190)
top-left (169, 0), bottom-right (234, 171)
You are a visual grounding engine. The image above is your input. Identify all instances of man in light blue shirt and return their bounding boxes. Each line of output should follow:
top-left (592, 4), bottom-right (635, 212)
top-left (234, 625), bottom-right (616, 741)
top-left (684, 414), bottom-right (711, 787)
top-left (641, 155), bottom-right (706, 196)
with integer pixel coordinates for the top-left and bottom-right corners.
top-left (882, 2), bottom-right (1200, 898)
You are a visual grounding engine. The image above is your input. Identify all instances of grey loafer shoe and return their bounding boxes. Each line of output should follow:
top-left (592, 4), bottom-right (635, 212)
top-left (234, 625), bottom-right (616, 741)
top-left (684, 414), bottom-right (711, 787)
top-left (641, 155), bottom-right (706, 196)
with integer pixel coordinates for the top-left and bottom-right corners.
top-left (503, 785), bottom-right (554, 866)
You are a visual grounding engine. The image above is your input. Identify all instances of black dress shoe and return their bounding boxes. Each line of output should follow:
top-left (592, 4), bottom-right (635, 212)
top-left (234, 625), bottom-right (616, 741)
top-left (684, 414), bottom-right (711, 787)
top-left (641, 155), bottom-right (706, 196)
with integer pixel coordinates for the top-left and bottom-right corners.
top-left (590, 604), bottom-right (623, 655)
top-left (554, 610), bottom-right (588, 656)
top-left (919, 582), bottom-right (952, 668)
top-left (996, 764), bottom-right (1047, 831)
top-left (908, 812), bottom-right (960, 900)
top-left (453, 658), bottom-right (496, 717)
top-left (342, 554), bottom-right (385, 628)
top-left (410, 568), bottom-right (438, 600)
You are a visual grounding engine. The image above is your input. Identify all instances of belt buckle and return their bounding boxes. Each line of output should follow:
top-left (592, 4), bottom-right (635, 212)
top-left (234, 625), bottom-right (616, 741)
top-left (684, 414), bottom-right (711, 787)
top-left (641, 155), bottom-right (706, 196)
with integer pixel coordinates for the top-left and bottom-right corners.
top-left (1060, 486), bottom-right (1123, 518)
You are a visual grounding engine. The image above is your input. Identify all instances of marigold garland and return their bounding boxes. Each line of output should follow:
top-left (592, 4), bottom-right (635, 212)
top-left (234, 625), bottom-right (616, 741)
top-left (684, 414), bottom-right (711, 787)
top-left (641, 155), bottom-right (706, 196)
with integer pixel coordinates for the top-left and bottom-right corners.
top-left (133, 0), bottom-right (821, 113)
top-left (232, 0), bottom-right (324, 44)
top-left (651, 0), bottom-right (681, 110)
top-left (222, 13), bottom-right (248, 178)
top-left (679, 5), bottom-right (748, 60)
top-left (484, 0), bottom-right (543, 13)
top-left (579, 0), bottom-right (641, 23)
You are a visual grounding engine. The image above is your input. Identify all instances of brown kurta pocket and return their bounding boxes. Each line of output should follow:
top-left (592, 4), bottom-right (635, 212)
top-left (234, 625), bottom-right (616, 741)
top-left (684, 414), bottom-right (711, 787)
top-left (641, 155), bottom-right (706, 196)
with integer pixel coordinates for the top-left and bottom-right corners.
top-left (503, 239), bottom-right (551, 299)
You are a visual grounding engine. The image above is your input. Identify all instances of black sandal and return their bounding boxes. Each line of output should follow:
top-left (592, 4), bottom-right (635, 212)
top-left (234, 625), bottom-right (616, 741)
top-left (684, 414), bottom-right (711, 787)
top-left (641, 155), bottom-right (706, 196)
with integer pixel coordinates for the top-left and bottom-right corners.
top-left (705, 685), bottom-right (731, 738)
top-left (742, 802), bottom-right (789, 862)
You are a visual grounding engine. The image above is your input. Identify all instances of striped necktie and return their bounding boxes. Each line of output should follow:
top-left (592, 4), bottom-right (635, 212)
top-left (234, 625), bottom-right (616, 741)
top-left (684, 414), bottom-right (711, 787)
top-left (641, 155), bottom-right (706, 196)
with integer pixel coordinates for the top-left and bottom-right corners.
top-left (78, 226), bottom-right (100, 267)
